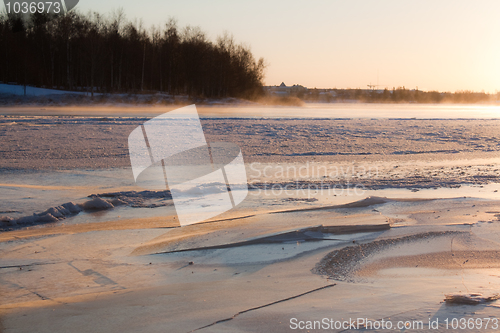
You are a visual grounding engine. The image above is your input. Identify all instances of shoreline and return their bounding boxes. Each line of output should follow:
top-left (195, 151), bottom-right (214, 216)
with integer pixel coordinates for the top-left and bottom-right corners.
top-left (2, 196), bottom-right (500, 332)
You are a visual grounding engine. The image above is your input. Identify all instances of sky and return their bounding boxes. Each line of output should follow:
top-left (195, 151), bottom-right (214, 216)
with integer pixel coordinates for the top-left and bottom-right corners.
top-left (10, 0), bottom-right (500, 92)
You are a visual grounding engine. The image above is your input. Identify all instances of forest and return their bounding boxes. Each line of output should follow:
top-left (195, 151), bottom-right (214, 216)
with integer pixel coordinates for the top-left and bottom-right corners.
top-left (0, 10), bottom-right (266, 99)
top-left (300, 87), bottom-right (499, 104)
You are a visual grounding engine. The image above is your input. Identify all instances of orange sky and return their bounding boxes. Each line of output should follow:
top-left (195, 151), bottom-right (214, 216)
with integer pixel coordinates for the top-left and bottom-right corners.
top-left (68, 0), bottom-right (500, 92)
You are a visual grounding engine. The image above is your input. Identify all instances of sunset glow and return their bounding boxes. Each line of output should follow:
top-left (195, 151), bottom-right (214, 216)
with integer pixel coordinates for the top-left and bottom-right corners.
top-left (59, 0), bottom-right (500, 92)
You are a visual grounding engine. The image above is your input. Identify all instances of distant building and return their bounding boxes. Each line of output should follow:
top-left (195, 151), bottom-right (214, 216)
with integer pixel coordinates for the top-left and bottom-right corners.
top-left (264, 82), bottom-right (307, 97)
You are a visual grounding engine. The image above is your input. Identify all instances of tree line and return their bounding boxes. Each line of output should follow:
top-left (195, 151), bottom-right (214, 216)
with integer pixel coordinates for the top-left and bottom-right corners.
top-left (0, 10), bottom-right (266, 98)
top-left (301, 87), bottom-right (498, 104)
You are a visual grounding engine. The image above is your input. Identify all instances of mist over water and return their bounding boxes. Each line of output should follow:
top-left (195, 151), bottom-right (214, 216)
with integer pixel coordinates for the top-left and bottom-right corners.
top-left (198, 103), bottom-right (500, 119)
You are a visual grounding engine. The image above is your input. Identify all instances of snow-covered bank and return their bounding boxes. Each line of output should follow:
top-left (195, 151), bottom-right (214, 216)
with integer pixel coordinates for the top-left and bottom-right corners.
top-left (0, 83), bottom-right (254, 107)
top-left (0, 83), bottom-right (90, 97)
